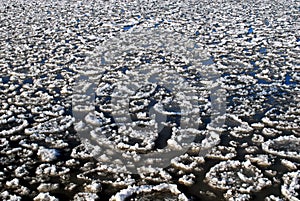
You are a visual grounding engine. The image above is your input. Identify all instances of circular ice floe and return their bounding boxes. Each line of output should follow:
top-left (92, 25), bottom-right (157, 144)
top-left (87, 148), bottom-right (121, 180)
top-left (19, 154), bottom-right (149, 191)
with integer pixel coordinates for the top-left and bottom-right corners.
top-left (264, 195), bottom-right (286, 201)
top-left (73, 192), bottom-right (99, 201)
top-left (138, 167), bottom-right (172, 183)
top-left (6, 178), bottom-right (19, 189)
top-left (206, 145), bottom-right (237, 160)
top-left (37, 147), bottom-right (58, 162)
top-left (282, 171), bottom-right (300, 201)
top-left (35, 164), bottom-right (70, 177)
top-left (84, 181), bottom-right (102, 193)
top-left (0, 138), bottom-right (9, 148)
top-left (224, 190), bottom-right (251, 201)
top-left (37, 183), bottom-right (59, 192)
top-left (262, 135), bottom-right (300, 160)
top-left (0, 191), bottom-right (22, 201)
top-left (33, 192), bottom-right (58, 201)
top-left (281, 159), bottom-right (298, 171)
top-left (205, 160), bottom-right (271, 199)
top-left (73, 27), bottom-right (226, 173)
top-left (71, 143), bottom-right (99, 160)
top-left (1, 0), bottom-right (299, 199)
top-left (178, 173), bottom-right (196, 186)
top-left (109, 183), bottom-right (188, 201)
top-left (0, 118), bottom-right (28, 136)
top-left (24, 116), bottom-right (74, 135)
top-left (14, 165), bottom-right (29, 178)
top-left (170, 153), bottom-right (204, 172)
top-left (245, 154), bottom-right (273, 168)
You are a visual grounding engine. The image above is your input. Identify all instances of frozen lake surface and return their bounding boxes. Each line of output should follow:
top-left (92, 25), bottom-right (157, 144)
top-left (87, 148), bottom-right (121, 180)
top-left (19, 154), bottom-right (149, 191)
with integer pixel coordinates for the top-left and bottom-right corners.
top-left (0, 0), bottom-right (299, 200)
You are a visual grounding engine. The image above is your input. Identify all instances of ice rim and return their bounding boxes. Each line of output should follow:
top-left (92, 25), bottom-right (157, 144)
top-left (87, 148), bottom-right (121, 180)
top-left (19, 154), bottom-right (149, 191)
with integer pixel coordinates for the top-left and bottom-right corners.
top-left (72, 27), bottom-right (227, 174)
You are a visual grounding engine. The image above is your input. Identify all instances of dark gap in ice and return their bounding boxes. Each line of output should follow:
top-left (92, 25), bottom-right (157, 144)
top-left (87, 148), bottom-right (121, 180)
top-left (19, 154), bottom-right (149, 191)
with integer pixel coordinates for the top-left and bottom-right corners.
top-left (55, 73), bottom-right (64, 79)
top-left (243, 110), bottom-right (266, 124)
top-left (0, 121), bottom-right (22, 131)
top-left (179, 158), bottom-right (224, 200)
top-left (1, 76), bottom-right (10, 84)
top-left (230, 136), bottom-right (255, 160)
top-left (35, 87), bottom-right (48, 94)
top-left (154, 124), bottom-right (175, 149)
top-left (175, 184), bottom-right (195, 201)
top-left (164, 102), bottom-right (181, 115)
top-left (53, 87), bottom-right (61, 94)
top-left (193, 134), bottom-right (206, 143)
top-left (51, 48), bottom-right (57, 54)
top-left (63, 66), bottom-right (76, 74)
top-left (245, 51), bottom-right (253, 57)
top-left (123, 24), bottom-right (134, 31)
top-left (219, 131), bottom-right (232, 145)
top-left (140, 55), bottom-right (151, 63)
top-left (54, 96), bottom-right (63, 103)
top-left (23, 111), bottom-right (35, 124)
top-left (40, 74), bottom-right (48, 79)
top-left (130, 113), bottom-right (146, 122)
top-left (201, 57), bottom-right (214, 66)
top-left (269, 157), bottom-right (290, 173)
top-left (51, 192), bottom-right (72, 200)
top-left (225, 116), bottom-right (242, 128)
top-left (281, 130), bottom-right (293, 136)
top-left (232, 146), bottom-right (250, 161)
top-left (250, 60), bottom-right (259, 70)
top-left (124, 136), bottom-right (144, 146)
top-left (258, 47), bottom-right (267, 55)
top-left (201, 116), bottom-right (211, 127)
top-left (154, 102), bottom-right (181, 149)
top-left (284, 74), bottom-right (296, 86)
top-left (253, 183), bottom-right (281, 200)
top-left (246, 38), bottom-right (252, 42)
top-left (257, 78), bottom-right (271, 84)
top-left (269, 140), bottom-right (300, 153)
top-left (221, 72), bottom-right (231, 77)
top-left (23, 77), bottom-right (33, 85)
top-left (219, 55), bottom-right (229, 59)
top-left (264, 18), bottom-right (270, 26)
top-left (296, 188), bottom-right (300, 199)
top-left (102, 125), bottom-right (118, 139)
top-left (40, 58), bottom-right (47, 64)
top-left (119, 66), bottom-right (129, 73)
top-left (98, 184), bottom-right (118, 200)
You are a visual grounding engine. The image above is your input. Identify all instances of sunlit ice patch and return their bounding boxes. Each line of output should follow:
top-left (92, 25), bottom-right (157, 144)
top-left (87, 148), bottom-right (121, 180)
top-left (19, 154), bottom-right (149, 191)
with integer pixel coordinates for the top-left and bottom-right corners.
top-left (72, 27), bottom-right (226, 174)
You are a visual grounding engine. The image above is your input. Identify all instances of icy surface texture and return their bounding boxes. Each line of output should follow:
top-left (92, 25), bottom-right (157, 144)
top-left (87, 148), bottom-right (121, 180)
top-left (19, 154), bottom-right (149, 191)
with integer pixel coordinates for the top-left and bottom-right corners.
top-left (0, 0), bottom-right (299, 200)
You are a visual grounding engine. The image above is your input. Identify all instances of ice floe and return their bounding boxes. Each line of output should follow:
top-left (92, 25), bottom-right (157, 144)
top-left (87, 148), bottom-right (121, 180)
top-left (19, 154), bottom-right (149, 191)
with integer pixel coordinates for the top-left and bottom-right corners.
top-left (205, 160), bottom-right (272, 199)
top-left (282, 171), bottom-right (300, 201)
top-left (0, 0), bottom-right (299, 200)
top-left (262, 135), bottom-right (300, 160)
